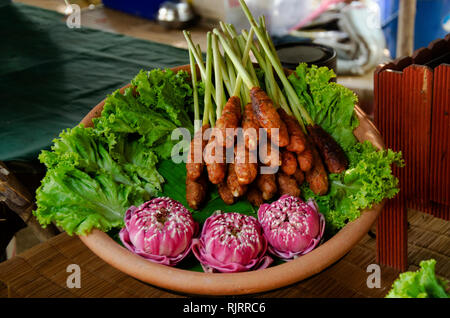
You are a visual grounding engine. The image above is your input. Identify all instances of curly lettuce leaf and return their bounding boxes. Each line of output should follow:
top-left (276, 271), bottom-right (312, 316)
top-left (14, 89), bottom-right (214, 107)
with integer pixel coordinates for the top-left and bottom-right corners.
top-left (34, 162), bottom-right (143, 236)
top-left (34, 67), bottom-right (197, 235)
top-left (289, 63), bottom-right (359, 150)
top-left (302, 141), bottom-right (404, 232)
top-left (35, 125), bottom-right (165, 235)
top-left (386, 259), bottom-right (449, 298)
top-left (131, 69), bottom-right (193, 131)
top-left (289, 63), bottom-right (403, 232)
top-left (93, 87), bottom-right (179, 155)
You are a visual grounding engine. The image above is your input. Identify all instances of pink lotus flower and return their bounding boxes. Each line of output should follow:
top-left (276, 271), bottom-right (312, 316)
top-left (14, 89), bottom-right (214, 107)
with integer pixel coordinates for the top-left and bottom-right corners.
top-left (258, 195), bottom-right (325, 260)
top-left (192, 211), bottom-right (273, 273)
top-left (119, 197), bottom-right (198, 266)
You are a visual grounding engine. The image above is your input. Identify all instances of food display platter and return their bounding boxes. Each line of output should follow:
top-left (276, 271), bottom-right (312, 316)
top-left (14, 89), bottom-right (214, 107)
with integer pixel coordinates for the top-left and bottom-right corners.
top-left (77, 64), bottom-right (386, 296)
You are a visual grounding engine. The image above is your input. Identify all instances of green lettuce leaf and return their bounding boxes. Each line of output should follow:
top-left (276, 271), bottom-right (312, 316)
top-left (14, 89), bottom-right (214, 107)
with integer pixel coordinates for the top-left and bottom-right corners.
top-left (35, 68), bottom-right (195, 235)
top-left (131, 69), bottom-right (194, 132)
top-left (289, 63), bottom-right (359, 150)
top-left (34, 161), bottom-right (143, 236)
top-left (302, 141), bottom-right (404, 233)
top-left (35, 126), bottom-right (164, 235)
top-left (386, 259), bottom-right (449, 298)
top-left (93, 87), bottom-right (179, 155)
top-left (289, 63), bottom-right (404, 233)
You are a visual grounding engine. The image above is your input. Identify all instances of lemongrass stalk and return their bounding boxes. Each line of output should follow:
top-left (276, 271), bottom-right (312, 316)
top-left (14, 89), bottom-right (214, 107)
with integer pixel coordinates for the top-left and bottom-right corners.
top-left (261, 26), bottom-right (304, 123)
top-left (215, 45), bottom-right (233, 96)
top-left (225, 23), bottom-right (238, 37)
top-left (214, 28), bottom-right (256, 89)
top-left (189, 49), bottom-right (201, 132)
top-left (264, 54), bottom-right (277, 101)
top-left (212, 34), bottom-right (226, 118)
top-left (232, 28), bottom-right (254, 96)
top-left (219, 21), bottom-right (241, 58)
top-left (241, 29), bottom-right (267, 72)
top-left (266, 30), bottom-right (280, 63)
top-left (196, 44), bottom-right (203, 60)
top-left (236, 34), bottom-right (259, 86)
top-left (183, 31), bottom-right (217, 104)
top-left (241, 84), bottom-right (250, 105)
top-left (259, 16), bottom-right (267, 34)
top-left (183, 31), bottom-right (207, 79)
top-left (204, 32), bottom-right (215, 127)
top-left (225, 55), bottom-right (236, 92)
top-left (238, 0), bottom-right (313, 125)
top-left (258, 30), bottom-right (296, 119)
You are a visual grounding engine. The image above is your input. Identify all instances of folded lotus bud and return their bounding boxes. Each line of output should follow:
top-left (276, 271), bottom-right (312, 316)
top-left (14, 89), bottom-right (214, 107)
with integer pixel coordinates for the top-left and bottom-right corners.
top-left (192, 211), bottom-right (272, 273)
top-left (119, 197), bottom-right (198, 266)
top-left (258, 195), bottom-right (325, 260)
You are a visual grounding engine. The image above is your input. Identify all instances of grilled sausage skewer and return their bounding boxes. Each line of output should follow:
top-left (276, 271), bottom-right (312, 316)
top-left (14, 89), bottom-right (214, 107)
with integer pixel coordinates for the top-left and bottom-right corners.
top-left (242, 103), bottom-right (260, 151)
top-left (218, 180), bottom-right (235, 205)
top-left (277, 172), bottom-right (301, 197)
top-left (256, 173), bottom-right (277, 201)
top-left (250, 87), bottom-right (289, 148)
top-left (239, 0), bottom-right (348, 175)
top-left (305, 144), bottom-right (329, 196)
top-left (186, 124), bottom-right (210, 181)
top-left (246, 184), bottom-right (264, 207)
top-left (227, 163), bottom-right (248, 197)
top-left (186, 175), bottom-right (208, 210)
top-left (234, 144), bottom-right (258, 185)
top-left (281, 149), bottom-right (298, 176)
top-left (307, 124), bottom-right (349, 174)
top-left (215, 96), bottom-right (242, 148)
top-left (278, 108), bottom-right (307, 154)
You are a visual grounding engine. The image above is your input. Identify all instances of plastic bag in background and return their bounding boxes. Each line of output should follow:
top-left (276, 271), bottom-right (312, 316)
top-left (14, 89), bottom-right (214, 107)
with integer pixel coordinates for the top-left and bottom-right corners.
top-left (225, 0), bottom-right (317, 36)
top-left (270, 0), bottom-right (315, 35)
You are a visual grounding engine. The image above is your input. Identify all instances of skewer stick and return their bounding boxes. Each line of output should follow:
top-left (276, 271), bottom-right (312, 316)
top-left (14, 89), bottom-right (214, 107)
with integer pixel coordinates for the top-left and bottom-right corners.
top-left (204, 32), bottom-right (215, 127)
top-left (213, 28), bottom-right (257, 90)
top-left (183, 31), bottom-right (217, 105)
top-left (188, 49), bottom-right (201, 132)
top-left (212, 34), bottom-right (226, 118)
top-left (232, 28), bottom-right (254, 97)
top-left (225, 55), bottom-right (236, 93)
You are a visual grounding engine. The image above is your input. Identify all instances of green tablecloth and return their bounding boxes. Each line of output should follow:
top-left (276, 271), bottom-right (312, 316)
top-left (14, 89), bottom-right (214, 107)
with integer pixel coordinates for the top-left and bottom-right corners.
top-left (0, 2), bottom-right (189, 161)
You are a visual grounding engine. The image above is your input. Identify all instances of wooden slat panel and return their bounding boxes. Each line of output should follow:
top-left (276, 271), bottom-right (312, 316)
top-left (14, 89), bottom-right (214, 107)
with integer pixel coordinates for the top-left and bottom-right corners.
top-left (430, 64), bottom-right (450, 208)
top-left (374, 68), bottom-right (408, 271)
top-left (400, 65), bottom-right (433, 208)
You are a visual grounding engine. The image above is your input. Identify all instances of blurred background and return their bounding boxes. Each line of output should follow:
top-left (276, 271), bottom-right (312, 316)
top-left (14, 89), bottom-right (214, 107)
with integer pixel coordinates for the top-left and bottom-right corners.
top-left (12, 0), bottom-right (450, 116)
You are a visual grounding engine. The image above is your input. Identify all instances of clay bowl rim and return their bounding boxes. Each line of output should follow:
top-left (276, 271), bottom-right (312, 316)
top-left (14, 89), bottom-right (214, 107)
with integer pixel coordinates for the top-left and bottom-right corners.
top-left (78, 64), bottom-right (385, 296)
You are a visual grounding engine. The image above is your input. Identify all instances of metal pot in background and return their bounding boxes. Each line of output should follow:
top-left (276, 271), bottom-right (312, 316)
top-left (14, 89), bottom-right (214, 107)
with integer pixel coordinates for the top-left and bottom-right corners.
top-left (275, 42), bottom-right (337, 79)
top-left (157, 1), bottom-right (197, 29)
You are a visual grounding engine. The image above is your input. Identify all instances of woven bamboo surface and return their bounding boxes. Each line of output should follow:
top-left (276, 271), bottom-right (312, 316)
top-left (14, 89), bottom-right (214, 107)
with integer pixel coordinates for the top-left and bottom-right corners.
top-left (0, 209), bottom-right (448, 298)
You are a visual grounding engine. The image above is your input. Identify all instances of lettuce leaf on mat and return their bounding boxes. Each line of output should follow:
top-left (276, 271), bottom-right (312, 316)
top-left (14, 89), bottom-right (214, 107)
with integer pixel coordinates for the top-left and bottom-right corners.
top-left (386, 259), bottom-right (449, 298)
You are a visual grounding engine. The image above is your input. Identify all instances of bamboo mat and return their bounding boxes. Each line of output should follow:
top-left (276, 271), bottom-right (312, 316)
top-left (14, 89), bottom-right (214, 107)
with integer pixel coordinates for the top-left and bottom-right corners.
top-left (0, 209), bottom-right (448, 298)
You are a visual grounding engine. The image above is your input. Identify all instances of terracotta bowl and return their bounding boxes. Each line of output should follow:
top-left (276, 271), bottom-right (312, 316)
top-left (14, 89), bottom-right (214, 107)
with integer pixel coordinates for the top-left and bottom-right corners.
top-left (78, 65), bottom-right (385, 296)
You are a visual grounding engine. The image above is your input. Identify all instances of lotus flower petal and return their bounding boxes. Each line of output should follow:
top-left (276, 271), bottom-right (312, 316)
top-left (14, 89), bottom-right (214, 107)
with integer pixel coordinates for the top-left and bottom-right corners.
top-left (258, 195), bottom-right (325, 260)
top-left (119, 197), bottom-right (198, 266)
top-left (192, 211), bottom-right (273, 273)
